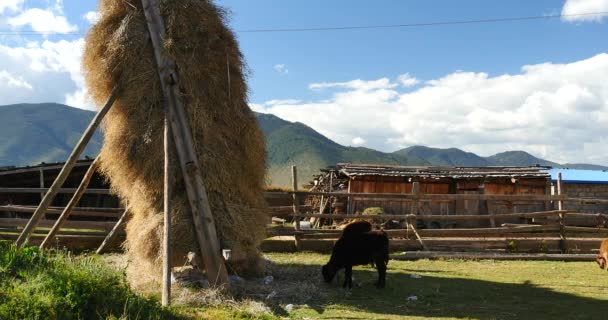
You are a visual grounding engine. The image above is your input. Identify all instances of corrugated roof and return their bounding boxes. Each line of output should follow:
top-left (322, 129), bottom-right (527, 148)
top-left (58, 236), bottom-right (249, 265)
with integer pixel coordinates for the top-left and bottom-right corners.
top-left (548, 168), bottom-right (608, 184)
top-left (336, 163), bottom-right (550, 179)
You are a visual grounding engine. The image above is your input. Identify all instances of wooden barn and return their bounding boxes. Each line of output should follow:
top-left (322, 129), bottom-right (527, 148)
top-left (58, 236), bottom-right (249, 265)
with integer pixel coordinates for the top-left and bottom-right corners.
top-left (309, 163), bottom-right (552, 228)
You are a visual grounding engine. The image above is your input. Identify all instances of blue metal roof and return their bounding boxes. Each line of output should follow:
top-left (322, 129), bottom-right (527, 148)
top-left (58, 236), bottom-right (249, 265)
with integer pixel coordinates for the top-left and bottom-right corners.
top-left (547, 168), bottom-right (608, 184)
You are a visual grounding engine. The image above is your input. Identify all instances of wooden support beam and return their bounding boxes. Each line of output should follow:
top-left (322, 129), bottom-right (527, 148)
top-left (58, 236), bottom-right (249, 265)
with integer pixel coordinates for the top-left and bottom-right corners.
top-left (15, 82), bottom-right (121, 248)
top-left (40, 158), bottom-right (100, 250)
top-left (0, 188), bottom-right (111, 194)
top-left (409, 182), bottom-right (428, 250)
top-left (140, 0), bottom-right (228, 287)
top-left (557, 173), bottom-right (566, 253)
top-left (96, 209), bottom-right (129, 254)
top-left (287, 210), bottom-right (568, 221)
top-left (479, 185), bottom-right (493, 227)
top-left (291, 165), bottom-right (300, 231)
top-left (162, 114), bottom-right (171, 306)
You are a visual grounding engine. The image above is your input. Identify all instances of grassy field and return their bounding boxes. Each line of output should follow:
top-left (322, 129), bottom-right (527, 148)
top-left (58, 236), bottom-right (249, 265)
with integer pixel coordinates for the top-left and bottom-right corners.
top-left (2, 243), bottom-right (607, 319)
top-left (217, 252), bottom-right (608, 320)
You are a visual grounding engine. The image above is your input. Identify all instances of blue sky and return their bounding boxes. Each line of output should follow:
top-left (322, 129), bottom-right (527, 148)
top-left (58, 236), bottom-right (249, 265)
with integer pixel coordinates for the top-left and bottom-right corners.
top-left (1, 0), bottom-right (608, 164)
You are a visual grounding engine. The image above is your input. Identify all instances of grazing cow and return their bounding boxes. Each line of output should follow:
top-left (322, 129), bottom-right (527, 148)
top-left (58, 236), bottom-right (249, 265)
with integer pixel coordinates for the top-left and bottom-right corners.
top-left (596, 239), bottom-right (608, 270)
top-left (322, 230), bottom-right (389, 289)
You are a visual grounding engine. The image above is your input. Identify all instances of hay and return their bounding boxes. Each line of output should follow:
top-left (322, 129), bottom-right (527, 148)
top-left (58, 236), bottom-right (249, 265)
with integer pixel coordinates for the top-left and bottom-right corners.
top-left (83, 0), bottom-right (268, 286)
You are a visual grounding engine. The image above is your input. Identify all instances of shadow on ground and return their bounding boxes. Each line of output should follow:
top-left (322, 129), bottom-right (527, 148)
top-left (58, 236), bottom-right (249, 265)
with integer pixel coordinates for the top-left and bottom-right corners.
top-left (230, 260), bottom-right (608, 320)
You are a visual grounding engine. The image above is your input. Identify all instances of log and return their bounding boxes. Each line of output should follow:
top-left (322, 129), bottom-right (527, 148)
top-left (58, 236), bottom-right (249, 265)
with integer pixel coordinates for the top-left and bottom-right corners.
top-left (96, 210), bottom-right (129, 254)
top-left (162, 113), bottom-right (171, 306)
top-left (141, 0), bottom-right (228, 287)
top-left (15, 82), bottom-right (121, 247)
top-left (0, 188), bottom-right (111, 194)
top-left (40, 158), bottom-right (100, 250)
top-left (0, 218), bottom-right (116, 230)
top-left (0, 205), bottom-right (123, 218)
top-left (288, 210), bottom-right (567, 221)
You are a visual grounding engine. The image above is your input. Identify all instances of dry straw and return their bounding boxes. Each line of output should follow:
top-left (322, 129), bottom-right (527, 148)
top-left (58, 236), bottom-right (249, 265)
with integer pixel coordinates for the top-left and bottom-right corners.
top-left (83, 0), bottom-right (267, 287)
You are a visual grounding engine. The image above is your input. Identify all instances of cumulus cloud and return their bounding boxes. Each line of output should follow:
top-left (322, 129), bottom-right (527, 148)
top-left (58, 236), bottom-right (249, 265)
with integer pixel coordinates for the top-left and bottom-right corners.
top-left (8, 8), bottom-right (78, 33)
top-left (562, 0), bottom-right (608, 22)
top-left (397, 73), bottom-right (420, 87)
top-left (0, 0), bottom-right (24, 14)
top-left (0, 38), bottom-right (94, 109)
top-left (273, 64), bottom-right (288, 74)
top-left (351, 137), bottom-right (366, 146)
top-left (83, 11), bottom-right (100, 24)
top-left (254, 53), bottom-right (608, 165)
top-left (0, 70), bottom-right (33, 89)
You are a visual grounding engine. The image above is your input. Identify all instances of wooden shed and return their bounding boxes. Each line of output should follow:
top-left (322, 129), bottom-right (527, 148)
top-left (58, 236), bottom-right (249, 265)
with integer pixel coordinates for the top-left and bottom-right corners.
top-left (309, 163), bottom-right (552, 228)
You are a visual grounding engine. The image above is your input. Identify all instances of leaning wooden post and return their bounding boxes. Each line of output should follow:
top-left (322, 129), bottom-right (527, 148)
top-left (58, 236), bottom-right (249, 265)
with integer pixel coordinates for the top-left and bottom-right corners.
top-left (162, 114), bottom-right (172, 306)
top-left (15, 83), bottom-right (121, 248)
top-left (40, 158), bottom-right (100, 250)
top-left (557, 173), bottom-right (566, 253)
top-left (141, 0), bottom-right (228, 287)
top-left (96, 209), bottom-right (128, 254)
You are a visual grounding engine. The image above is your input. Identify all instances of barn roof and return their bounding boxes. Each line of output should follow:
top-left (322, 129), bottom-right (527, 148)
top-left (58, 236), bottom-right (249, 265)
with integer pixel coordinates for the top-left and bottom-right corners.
top-left (332, 163), bottom-right (551, 179)
top-left (548, 168), bottom-right (608, 185)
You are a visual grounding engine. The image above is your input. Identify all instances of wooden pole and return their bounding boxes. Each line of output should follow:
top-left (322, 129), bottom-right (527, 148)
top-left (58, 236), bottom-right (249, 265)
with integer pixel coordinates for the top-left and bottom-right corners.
top-left (96, 209), bottom-right (129, 254)
top-left (140, 0), bottom-right (228, 287)
top-left (557, 173), bottom-right (566, 253)
top-left (162, 114), bottom-right (171, 306)
top-left (291, 165), bottom-right (300, 231)
top-left (557, 173), bottom-right (563, 211)
top-left (479, 185), bottom-right (493, 227)
top-left (40, 158), bottom-right (100, 250)
top-left (39, 168), bottom-right (45, 201)
top-left (15, 83), bottom-right (121, 248)
top-left (408, 182), bottom-right (428, 250)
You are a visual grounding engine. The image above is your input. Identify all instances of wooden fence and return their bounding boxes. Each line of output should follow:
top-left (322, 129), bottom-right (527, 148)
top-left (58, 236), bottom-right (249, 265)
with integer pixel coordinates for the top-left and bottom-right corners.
top-left (1, 183), bottom-right (608, 255)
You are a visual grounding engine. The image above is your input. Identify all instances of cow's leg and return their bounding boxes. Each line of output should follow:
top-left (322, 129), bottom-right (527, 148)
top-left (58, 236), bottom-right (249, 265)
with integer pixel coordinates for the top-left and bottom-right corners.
top-left (376, 258), bottom-right (387, 288)
top-left (344, 265), bottom-right (352, 289)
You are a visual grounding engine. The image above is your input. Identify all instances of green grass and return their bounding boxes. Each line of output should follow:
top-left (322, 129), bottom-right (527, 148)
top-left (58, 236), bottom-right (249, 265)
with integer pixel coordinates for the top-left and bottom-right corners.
top-left (2, 245), bottom-right (607, 319)
top-left (0, 241), bottom-right (176, 320)
top-left (255, 253), bottom-right (608, 320)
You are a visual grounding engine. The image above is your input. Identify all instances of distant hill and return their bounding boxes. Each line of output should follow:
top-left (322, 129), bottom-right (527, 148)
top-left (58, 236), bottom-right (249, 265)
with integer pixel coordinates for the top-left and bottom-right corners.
top-left (485, 151), bottom-right (560, 167)
top-left (393, 146), bottom-right (492, 166)
top-left (1, 103), bottom-right (606, 186)
top-left (257, 113), bottom-right (429, 186)
top-left (0, 103), bottom-right (102, 166)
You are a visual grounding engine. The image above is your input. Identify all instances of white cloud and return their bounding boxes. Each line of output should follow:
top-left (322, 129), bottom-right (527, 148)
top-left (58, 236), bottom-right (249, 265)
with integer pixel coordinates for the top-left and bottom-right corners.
top-left (83, 11), bottom-right (100, 24)
top-left (0, 70), bottom-right (33, 89)
top-left (351, 137), bottom-right (366, 146)
top-left (397, 73), bottom-right (420, 87)
top-left (273, 64), bottom-right (288, 74)
top-left (0, 0), bottom-right (23, 14)
top-left (254, 53), bottom-right (608, 165)
top-left (8, 8), bottom-right (78, 34)
top-left (310, 78), bottom-right (397, 91)
top-left (0, 38), bottom-right (94, 110)
top-left (561, 0), bottom-right (608, 22)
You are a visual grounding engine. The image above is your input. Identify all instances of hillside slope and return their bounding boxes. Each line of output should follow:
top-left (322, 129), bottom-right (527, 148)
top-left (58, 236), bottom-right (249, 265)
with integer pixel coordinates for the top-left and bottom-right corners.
top-left (394, 146), bottom-right (492, 166)
top-left (0, 103), bottom-right (102, 166)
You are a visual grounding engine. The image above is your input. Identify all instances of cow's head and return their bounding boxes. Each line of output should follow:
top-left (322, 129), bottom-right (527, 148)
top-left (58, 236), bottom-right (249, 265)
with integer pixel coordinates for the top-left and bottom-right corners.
top-left (597, 256), bottom-right (606, 270)
top-left (322, 263), bottom-right (337, 283)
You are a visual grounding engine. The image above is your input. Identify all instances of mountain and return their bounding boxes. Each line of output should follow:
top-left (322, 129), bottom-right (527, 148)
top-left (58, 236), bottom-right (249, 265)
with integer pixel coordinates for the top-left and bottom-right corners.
top-left (0, 103), bottom-right (102, 167)
top-left (393, 146), bottom-right (493, 166)
top-left (485, 151), bottom-right (560, 167)
top-left (257, 113), bottom-right (429, 186)
top-left (1, 103), bottom-right (606, 186)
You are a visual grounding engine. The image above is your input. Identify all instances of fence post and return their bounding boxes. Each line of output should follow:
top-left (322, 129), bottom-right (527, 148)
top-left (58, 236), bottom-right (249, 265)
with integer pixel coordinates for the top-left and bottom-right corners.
top-left (409, 182), bottom-right (428, 250)
top-left (39, 168), bottom-right (45, 201)
top-left (479, 185), bottom-right (493, 227)
top-left (291, 165), bottom-right (300, 231)
top-left (557, 173), bottom-right (566, 253)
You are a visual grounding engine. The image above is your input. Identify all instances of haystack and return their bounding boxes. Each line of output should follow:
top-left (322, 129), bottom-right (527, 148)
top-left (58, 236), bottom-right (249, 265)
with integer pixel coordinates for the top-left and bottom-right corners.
top-left (83, 0), bottom-right (268, 286)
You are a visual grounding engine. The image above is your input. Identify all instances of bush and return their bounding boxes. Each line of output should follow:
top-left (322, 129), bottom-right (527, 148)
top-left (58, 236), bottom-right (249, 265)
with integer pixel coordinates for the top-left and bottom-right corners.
top-left (0, 241), bottom-right (177, 320)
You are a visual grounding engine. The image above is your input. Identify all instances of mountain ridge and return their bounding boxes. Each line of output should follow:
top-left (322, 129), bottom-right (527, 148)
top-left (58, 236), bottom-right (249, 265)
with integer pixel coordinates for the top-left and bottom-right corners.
top-left (1, 103), bottom-right (606, 186)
